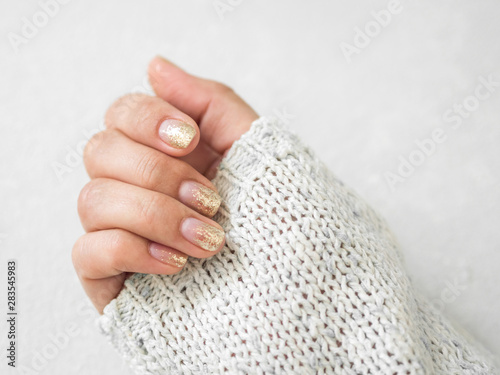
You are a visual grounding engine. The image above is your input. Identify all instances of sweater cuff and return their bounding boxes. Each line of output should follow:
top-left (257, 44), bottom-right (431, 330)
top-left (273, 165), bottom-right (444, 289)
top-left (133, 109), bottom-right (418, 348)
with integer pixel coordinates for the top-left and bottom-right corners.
top-left (216, 116), bottom-right (310, 182)
top-left (96, 116), bottom-right (301, 370)
top-left (96, 116), bottom-right (497, 375)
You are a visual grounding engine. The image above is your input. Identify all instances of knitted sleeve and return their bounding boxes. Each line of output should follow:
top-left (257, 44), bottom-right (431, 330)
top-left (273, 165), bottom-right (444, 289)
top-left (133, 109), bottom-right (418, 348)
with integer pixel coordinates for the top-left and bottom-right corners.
top-left (98, 117), bottom-right (498, 375)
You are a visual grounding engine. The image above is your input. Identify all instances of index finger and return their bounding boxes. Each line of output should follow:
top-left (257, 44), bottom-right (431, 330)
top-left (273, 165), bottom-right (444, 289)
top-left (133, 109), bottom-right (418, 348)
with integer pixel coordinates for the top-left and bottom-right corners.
top-left (103, 93), bottom-right (200, 158)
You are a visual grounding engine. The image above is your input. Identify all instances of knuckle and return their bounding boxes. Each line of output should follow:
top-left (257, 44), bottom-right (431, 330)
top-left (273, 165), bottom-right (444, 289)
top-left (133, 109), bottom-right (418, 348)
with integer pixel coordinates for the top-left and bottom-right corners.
top-left (83, 132), bottom-right (102, 164)
top-left (135, 150), bottom-right (164, 189)
top-left (135, 96), bottom-right (164, 127)
top-left (139, 193), bottom-right (163, 227)
top-left (105, 93), bottom-right (151, 128)
top-left (77, 178), bottom-right (107, 221)
top-left (83, 128), bottom-right (116, 166)
top-left (71, 235), bottom-right (87, 275)
top-left (106, 231), bottom-right (130, 272)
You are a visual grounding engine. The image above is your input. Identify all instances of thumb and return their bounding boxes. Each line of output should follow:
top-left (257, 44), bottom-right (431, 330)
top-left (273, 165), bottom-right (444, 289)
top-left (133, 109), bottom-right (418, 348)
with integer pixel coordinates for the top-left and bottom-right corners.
top-left (148, 56), bottom-right (258, 155)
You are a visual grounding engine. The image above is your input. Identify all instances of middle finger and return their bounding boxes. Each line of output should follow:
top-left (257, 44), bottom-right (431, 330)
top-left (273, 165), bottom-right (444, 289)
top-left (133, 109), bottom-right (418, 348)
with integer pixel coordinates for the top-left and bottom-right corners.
top-left (84, 129), bottom-right (221, 218)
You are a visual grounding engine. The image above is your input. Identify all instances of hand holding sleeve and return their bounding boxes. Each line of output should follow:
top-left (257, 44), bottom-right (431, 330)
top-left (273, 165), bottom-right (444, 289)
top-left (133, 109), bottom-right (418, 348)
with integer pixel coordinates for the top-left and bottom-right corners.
top-left (98, 117), bottom-right (497, 375)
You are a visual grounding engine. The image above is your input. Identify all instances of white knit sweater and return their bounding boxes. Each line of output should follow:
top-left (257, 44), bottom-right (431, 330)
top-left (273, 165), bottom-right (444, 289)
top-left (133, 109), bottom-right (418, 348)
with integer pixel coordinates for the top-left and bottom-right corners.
top-left (98, 117), bottom-right (498, 375)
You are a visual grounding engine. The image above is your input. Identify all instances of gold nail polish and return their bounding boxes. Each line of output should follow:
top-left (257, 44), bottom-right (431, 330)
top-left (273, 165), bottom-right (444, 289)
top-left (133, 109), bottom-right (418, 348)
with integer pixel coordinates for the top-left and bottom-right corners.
top-left (149, 243), bottom-right (188, 267)
top-left (159, 120), bottom-right (196, 149)
top-left (193, 185), bottom-right (222, 217)
top-left (159, 252), bottom-right (188, 267)
top-left (193, 222), bottom-right (225, 252)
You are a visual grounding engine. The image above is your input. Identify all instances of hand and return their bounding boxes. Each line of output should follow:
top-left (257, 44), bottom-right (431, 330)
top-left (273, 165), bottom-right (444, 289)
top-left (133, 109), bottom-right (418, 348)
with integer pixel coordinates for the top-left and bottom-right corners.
top-left (72, 56), bottom-right (259, 313)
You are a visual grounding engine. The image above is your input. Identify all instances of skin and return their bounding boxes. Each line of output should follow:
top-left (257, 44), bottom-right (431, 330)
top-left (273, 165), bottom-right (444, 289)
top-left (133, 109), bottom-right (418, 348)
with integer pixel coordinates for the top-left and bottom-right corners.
top-left (73, 56), bottom-right (259, 313)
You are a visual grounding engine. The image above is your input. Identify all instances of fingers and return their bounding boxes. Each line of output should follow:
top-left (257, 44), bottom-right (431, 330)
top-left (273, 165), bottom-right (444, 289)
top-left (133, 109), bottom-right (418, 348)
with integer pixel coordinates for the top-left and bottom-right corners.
top-left (148, 56), bottom-right (259, 154)
top-left (75, 58), bottom-right (259, 314)
top-left (72, 229), bottom-right (188, 313)
top-left (73, 229), bottom-right (187, 279)
top-left (104, 93), bottom-right (200, 158)
top-left (84, 129), bottom-right (221, 217)
top-left (78, 178), bottom-right (225, 258)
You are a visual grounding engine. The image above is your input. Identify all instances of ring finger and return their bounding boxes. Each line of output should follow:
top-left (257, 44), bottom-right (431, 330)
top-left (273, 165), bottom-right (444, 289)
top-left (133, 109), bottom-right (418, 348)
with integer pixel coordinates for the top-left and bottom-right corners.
top-left (77, 178), bottom-right (226, 258)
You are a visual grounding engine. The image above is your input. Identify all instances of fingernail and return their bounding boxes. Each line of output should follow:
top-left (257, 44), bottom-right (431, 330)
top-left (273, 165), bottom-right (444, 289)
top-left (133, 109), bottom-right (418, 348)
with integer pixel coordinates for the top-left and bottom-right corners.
top-left (152, 56), bottom-right (179, 74)
top-left (179, 181), bottom-right (222, 217)
top-left (149, 242), bottom-right (188, 268)
top-left (181, 218), bottom-right (225, 252)
top-left (159, 119), bottom-right (196, 149)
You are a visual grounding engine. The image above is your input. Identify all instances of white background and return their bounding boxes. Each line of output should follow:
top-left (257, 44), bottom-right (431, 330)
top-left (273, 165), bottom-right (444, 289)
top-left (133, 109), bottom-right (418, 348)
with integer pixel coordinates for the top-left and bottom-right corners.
top-left (1, 1), bottom-right (499, 373)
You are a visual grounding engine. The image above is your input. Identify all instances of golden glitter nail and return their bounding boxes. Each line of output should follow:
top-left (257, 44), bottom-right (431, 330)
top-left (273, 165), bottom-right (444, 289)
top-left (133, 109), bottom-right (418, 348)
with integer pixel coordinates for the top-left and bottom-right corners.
top-left (179, 181), bottom-right (222, 217)
top-left (181, 218), bottom-right (225, 252)
top-left (149, 243), bottom-right (188, 268)
top-left (159, 119), bottom-right (196, 149)
top-left (159, 252), bottom-right (187, 268)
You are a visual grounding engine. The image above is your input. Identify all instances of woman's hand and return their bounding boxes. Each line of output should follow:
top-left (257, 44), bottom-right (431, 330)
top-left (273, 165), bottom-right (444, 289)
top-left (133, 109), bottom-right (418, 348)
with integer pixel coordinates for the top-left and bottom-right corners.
top-left (72, 56), bottom-right (258, 313)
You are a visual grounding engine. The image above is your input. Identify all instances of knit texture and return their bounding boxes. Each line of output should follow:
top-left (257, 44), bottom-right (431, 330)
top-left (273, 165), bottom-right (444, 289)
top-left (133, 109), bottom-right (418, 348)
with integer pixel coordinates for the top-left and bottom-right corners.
top-left (98, 117), bottom-right (498, 375)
